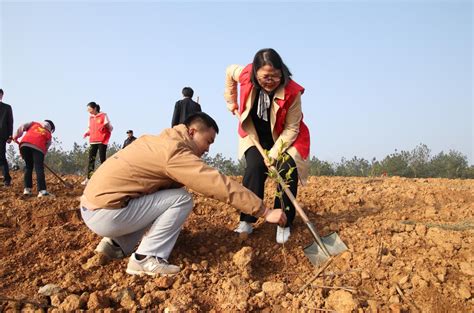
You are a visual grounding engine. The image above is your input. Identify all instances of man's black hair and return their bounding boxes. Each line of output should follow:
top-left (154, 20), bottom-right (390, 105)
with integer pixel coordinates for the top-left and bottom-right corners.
top-left (0, 89), bottom-right (3, 95)
top-left (182, 87), bottom-right (194, 98)
top-left (184, 112), bottom-right (219, 134)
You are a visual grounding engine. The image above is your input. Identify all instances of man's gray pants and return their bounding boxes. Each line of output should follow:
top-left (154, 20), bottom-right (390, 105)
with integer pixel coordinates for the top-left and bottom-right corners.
top-left (81, 188), bottom-right (193, 260)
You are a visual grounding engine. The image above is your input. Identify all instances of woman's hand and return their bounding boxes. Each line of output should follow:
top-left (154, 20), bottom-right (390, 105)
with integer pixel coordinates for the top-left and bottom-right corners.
top-left (227, 103), bottom-right (238, 114)
top-left (264, 156), bottom-right (275, 168)
top-left (264, 209), bottom-right (287, 226)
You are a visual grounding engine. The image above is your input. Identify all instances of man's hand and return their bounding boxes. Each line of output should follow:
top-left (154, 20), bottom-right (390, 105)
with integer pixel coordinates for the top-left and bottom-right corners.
top-left (264, 209), bottom-right (287, 226)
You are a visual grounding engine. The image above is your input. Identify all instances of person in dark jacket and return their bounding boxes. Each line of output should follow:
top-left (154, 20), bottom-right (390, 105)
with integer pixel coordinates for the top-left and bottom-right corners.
top-left (0, 89), bottom-right (14, 186)
top-left (122, 130), bottom-right (137, 149)
top-left (171, 87), bottom-right (202, 127)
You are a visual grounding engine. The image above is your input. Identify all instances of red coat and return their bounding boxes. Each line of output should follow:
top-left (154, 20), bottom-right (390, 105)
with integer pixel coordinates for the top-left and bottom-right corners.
top-left (20, 122), bottom-right (52, 154)
top-left (237, 64), bottom-right (310, 159)
top-left (86, 112), bottom-right (112, 145)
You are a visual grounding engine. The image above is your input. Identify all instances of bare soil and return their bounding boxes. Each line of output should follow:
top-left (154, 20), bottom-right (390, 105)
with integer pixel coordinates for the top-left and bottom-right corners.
top-left (0, 172), bottom-right (473, 312)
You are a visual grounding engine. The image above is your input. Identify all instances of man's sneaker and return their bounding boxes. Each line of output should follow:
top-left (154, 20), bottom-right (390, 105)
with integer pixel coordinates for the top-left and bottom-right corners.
top-left (276, 226), bottom-right (290, 244)
top-left (38, 190), bottom-right (54, 198)
top-left (4, 181), bottom-right (11, 187)
top-left (23, 188), bottom-right (32, 196)
top-left (126, 253), bottom-right (180, 276)
top-left (94, 237), bottom-right (125, 259)
top-left (234, 221), bottom-right (254, 234)
top-left (81, 178), bottom-right (89, 186)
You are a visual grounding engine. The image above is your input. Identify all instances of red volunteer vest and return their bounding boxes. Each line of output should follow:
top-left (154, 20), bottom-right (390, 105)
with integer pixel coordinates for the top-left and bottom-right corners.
top-left (20, 122), bottom-right (52, 154)
top-left (89, 112), bottom-right (111, 144)
top-left (238, 64), bottom-right (310, 159)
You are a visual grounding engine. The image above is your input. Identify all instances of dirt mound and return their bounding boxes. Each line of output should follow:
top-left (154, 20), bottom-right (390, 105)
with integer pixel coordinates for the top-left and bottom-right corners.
top-left (1, 173), bottom-right (473, 311)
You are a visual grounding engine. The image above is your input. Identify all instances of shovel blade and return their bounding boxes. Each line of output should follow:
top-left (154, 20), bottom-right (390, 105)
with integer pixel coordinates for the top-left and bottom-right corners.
top-left (304, 232), bottom-right (348, 266)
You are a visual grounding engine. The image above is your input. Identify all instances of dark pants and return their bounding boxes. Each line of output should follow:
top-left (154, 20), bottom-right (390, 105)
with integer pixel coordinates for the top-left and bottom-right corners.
top-left (20, 146), bottom-right (46, 191)
top-left (87, 143), bottom-right (107, 178)
top-left (0, 139), bottom-right (11, 184)
top-left (240, 146), bottom-right (298, 227)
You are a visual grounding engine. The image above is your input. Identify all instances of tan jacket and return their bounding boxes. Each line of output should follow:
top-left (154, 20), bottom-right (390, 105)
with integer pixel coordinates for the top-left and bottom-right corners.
top-left (224, 64), bottom-right (309, 183)
top-left (81, 125), bottom-right (265, 216)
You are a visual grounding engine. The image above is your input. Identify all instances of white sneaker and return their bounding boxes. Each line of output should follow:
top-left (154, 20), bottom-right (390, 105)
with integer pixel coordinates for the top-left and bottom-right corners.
top-left (276, 226), bottom-right (290, 244)
top-left (126, 254), bottom-right (180, 276)
top-left (95, 237), bottom-right (125, 259)
top-left (38, 190), bottom-right (54, 198)
top-left (81, 178), bottom-right (89, 186)
top-left (234, 221), bottom-right (253, 234)
top-left (23, 188), bottom-right (32, 196)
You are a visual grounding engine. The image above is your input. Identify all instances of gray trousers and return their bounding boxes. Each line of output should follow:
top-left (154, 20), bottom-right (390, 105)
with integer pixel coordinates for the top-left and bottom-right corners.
top-left (81, 188), bottom-right (193, 259)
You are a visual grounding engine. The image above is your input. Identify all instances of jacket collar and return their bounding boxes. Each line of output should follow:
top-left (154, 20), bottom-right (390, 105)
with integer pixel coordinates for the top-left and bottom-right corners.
top-left (172, 124), bottom-right (200, 156)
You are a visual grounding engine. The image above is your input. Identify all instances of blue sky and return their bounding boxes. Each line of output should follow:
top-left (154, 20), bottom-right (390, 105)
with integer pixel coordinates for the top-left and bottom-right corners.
top-left (1, 1), bottom-right (472, 164)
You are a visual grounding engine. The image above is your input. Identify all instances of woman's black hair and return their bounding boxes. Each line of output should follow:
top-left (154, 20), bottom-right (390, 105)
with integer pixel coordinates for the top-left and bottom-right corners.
top-left (44, 120), bottom-right (55, 133)
top-left (250, 48), bottom-right (292, 88)
top-left (87, 101), bottom-right (101, 113)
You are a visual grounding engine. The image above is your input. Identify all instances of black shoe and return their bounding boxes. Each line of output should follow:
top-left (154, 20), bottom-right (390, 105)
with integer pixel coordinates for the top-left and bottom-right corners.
top-left (3, 181), bottom-right (11, 187)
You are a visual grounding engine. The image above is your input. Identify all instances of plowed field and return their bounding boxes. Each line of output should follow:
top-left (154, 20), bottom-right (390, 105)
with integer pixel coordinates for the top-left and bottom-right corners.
top-left (1, 172), bottom-right (473, 312)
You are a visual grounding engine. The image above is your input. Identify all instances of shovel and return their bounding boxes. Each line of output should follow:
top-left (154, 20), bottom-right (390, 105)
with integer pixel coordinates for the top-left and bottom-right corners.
top-left (233, 111), bottom-right (347, 266)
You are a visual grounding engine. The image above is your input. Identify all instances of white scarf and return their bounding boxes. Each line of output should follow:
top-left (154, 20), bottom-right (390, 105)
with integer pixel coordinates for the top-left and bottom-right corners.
top-left (257, 90), bottom-right (271, 122)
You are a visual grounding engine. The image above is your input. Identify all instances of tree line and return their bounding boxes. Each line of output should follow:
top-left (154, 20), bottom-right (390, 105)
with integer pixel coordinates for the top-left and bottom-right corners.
top-left (6, 141), bottom-right (473, 179)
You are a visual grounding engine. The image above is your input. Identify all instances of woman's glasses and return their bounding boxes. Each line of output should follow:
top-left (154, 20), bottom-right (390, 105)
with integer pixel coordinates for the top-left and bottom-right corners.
top-left (257, 75), bottom-right (281, 83)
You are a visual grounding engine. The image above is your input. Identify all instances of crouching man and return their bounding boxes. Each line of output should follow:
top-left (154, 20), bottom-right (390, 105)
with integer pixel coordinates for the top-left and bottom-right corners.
top-left (80, 112), bottom-right (286, 276)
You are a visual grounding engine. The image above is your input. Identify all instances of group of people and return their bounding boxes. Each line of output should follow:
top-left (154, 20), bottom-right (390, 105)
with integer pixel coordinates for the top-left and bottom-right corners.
top-left (0, 89), bottom-right (56, 197)
top-left (2, 48), bottom-right (310, 277)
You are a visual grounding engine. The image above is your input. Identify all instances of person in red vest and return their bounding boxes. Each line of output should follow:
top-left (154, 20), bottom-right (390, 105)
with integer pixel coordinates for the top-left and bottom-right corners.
top-left (13, 120), bottom-right (55, 197)
top-left (82, 102), bottom-right (113, 185)
top-left (224, 48), bottom-right (310, 244)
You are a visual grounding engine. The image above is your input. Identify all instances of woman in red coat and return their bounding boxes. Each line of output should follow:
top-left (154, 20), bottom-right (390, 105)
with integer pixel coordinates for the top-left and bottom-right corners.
top-left (82, 102), bottom-right (113, 185)
top-left (224, 48), bottom-right (310, 244)
top-left (13, 120), bottom-right (55, 197)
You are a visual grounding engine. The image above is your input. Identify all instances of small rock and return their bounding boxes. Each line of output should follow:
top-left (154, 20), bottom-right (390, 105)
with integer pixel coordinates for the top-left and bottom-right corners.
top-left (250, 280), bottom-right (261, 291)
top-left (459, 262), bottom-right (474, 276)
top-left (367, 299), bottom-right (379, 313)
top-left (389, 303), bottom-right (402, 313)
top-left (233, 246), bottom-right (253, 268)
top-left (59, 294), bottom-right (82, 311)
top-left (82, 253), bottom-right (110, 270)
top-left (262, 281), bottom-right (285, 297)
top-left (361, 271), bottom-right (370, 280)
top-left (415, 224), bottom-right (427, 236)
top-left (87, 291), bottom-right (110, 310)
top-left (326, 290), bottom-right (359, 312)
top-left (389, 295), bottom-right (400, 303)
top-left (458, 284), bottom-right (472, 300)
top-left (156, 276), bottom-right (175, 289)
top-left (398, 275), bottom-right (409, 285)
top-left (191, 263), bottom-right (199, 271)
top-left (38, 284), bottom-right (62, 296)
top-left (140, 294), bottom-right (154, 308)
top-left (120, 293), bottom-right (136, 310)
top-left (50, 292), bottom-right (67, 307)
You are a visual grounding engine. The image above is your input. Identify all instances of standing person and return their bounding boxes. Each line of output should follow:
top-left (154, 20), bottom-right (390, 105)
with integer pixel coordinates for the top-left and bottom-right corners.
top-left (122, 130), bottom-right (136, 149)
top-left (224, 48), bottom-right (310, 244)
top-left (13, 120), bottom-right (56, 197)
top-left (82, 102), bottom-right (113, 185)
top-left (80, 112), bottom-right (286, 276)
top-left (171, 87), bottom-right (202, 127)
top-left (0, 89), bottom-right (13, 187)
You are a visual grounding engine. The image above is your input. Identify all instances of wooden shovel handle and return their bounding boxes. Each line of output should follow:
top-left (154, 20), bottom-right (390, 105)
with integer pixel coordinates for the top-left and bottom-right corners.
top-left (233, 110), bottom-right (311, 224)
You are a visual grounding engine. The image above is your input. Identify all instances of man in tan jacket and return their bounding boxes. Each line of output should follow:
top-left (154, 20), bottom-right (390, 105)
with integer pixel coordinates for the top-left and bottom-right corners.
top-left (80, 112), bottom-right (286, 276)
